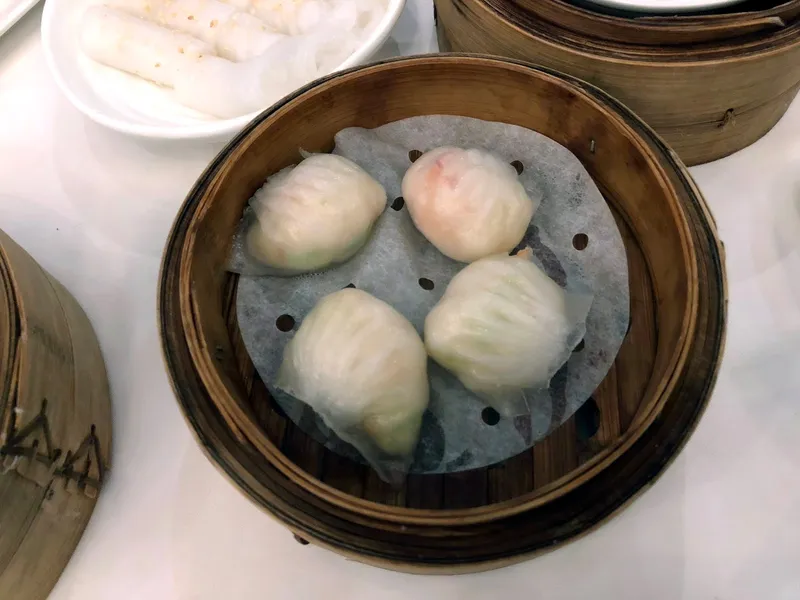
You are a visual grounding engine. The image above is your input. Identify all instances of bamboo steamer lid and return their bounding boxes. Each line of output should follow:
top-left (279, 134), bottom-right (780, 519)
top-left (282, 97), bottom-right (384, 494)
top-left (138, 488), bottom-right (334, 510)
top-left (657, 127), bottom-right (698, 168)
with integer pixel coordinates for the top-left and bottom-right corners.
top-left (159, 55), bottom-right (726, 572)
top-left (435, 0), bottom-right (800, 165)
top-left (0, 230), bottom-right (112, 600)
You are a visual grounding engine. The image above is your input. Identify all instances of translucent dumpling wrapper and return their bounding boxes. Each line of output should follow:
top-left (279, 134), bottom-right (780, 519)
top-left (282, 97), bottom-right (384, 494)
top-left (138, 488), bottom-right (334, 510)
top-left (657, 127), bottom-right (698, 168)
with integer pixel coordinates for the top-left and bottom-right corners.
top-left (424, 250), bottom-right (593, 417)
top-left (244, 153), bottom-right (387, 274)
top-left (401, 147), bottom-right (539, 263)
top-left (276, 288), bottom-right (430, 481)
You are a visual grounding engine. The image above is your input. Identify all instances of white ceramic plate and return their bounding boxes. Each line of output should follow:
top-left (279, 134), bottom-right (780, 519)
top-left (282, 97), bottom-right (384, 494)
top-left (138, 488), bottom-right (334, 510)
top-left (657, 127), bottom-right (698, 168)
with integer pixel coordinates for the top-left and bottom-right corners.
top-left (578, 0), bottom-right (749, 14)
top-left (0, 0), bottom-right (40, 37)
top-left (41, 0), bottom-right (406, 139)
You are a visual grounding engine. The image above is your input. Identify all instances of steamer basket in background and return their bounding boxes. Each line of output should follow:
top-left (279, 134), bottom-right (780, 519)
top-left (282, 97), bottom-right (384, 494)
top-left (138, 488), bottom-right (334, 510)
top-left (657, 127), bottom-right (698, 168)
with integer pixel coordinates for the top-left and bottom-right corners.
top-left (435, 0), bottom-right (800, 165)
top-left (525, 0), bottom-right (800, 44)
top-left (159, 55), bottom-right (726, 572)
top-left (0, 229), bottom-right (112, 600)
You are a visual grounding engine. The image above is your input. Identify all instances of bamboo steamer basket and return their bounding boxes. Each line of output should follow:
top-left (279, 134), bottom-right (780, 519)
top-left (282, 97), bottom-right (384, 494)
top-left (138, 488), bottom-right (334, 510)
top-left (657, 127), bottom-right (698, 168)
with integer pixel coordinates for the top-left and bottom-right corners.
top-left (158, 55), bottom-right (726, 572)
top-left (527, 0), bottom-right (800, 45)
top-left (0, 230), bottom-right (112, 599)
top-left (435, 0), bottom-right (800, 165)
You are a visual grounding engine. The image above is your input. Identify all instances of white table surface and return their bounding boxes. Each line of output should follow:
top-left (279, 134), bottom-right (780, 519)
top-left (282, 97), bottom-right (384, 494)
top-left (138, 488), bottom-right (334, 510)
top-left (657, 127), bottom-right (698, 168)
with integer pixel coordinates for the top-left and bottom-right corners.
top-left (1, 3), bottom-right (800, 598)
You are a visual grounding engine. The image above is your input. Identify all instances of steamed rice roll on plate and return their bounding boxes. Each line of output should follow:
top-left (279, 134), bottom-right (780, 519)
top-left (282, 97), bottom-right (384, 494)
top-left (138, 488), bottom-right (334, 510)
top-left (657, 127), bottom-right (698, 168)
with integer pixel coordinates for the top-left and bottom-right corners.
top-left (53, 0), bottom-right (400, 134)
top-left (276, 288), bottom-right (430, 478)
top-left (245, 153), bottom-right (387, 273)
top-left (79, 4), bottom-right (358, 119)
top-left (105, 0), bottom-right (287, 61)
top-left (171, 8), bottom-right (371, 119)
top-left (172, 35), bottom-right (324, 118)
top-left (247, 0), bottom-right (333, 34)
top-left (401, 147), bottom-right (538, 263)
top-left (236, 0), bottom-right (385, 36)
top-left (79, 6), bottom-right (216, 87)
top-left (424, 250), bottom-right (593, 417)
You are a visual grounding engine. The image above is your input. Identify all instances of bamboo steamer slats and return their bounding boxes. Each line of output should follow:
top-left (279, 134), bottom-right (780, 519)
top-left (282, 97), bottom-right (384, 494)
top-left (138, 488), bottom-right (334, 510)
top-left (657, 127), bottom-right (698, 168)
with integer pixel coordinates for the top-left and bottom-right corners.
top-left (435, 0), bottom-right (800, 165)
top-left (158, 55), bottom-right (726, 572)
top-left (0, 230), bottom-right (111, 600)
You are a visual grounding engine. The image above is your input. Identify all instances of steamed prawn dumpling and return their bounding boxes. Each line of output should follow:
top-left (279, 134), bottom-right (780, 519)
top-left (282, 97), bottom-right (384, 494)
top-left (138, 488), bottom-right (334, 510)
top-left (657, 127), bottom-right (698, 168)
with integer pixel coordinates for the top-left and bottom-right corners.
top-left (401, 147), bottom-right (538, 263)
top-left (424, 251), bottom-right (592, 417)
top-left (276, 289), bottom-right (429, 474)
top-left (246, 154), bottom-right (387, 273)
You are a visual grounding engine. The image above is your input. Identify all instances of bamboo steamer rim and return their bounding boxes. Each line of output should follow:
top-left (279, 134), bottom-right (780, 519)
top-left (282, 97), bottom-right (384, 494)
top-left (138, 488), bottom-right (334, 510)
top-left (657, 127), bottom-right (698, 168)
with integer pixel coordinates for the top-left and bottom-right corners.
top-left (174, 54), bottom-right (700, 526)
top-left (505, 0), bottom-right (800, 46)
top-left (0, 247), bottom-right (16, 415)
top-left (156, 64), bottom-right (727, 568)
top-left (162, 53), bottom-right (703, 526)
top-left (178, 55), bottom-right (699, 525)
top-left (474, 0), bottom-right (800, 67)
top-left (489, 8), bottom-right (800, 63)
